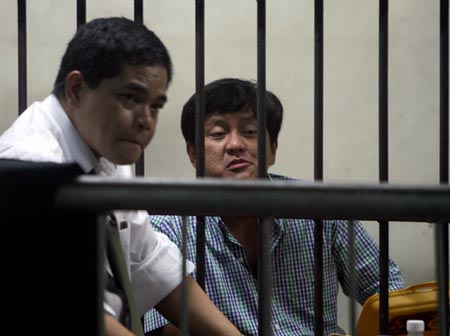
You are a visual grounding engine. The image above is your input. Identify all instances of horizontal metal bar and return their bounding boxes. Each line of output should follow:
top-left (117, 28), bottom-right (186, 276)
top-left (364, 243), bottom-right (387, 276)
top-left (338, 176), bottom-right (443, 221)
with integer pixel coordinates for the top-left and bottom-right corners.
top-left (52, 176), bottom-right (450, 222)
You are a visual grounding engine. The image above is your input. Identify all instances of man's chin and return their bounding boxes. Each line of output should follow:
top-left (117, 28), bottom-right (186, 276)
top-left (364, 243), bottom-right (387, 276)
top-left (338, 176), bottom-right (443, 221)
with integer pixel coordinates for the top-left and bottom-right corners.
top-left (224, 172), bottom-right (257, 180)
top-left (108, 154), bottom-right (141, 166)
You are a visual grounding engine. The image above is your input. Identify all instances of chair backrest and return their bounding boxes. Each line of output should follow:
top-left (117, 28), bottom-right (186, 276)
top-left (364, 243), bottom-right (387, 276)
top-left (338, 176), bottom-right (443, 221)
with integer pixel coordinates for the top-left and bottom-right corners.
top-left (0, 159), bottom-right (103, 335)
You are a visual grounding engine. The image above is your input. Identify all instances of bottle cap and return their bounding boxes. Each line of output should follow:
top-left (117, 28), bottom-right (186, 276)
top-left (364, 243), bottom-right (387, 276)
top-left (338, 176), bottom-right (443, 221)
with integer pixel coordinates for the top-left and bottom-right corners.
top-left (407, 320), bottom-right (425, 332)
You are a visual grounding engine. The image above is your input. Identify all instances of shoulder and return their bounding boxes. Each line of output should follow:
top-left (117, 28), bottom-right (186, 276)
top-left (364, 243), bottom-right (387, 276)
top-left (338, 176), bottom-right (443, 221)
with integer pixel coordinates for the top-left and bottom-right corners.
top-left (0, 128), bottom-right (64, 163)
top-left (0, 97), bottom-right (65, 163)
top-left (150, 214), bottom-right (186, 232)
top-left (268, 172), bottom-right (307, 183)
top-left (149, 215), bottom-right (188, 246)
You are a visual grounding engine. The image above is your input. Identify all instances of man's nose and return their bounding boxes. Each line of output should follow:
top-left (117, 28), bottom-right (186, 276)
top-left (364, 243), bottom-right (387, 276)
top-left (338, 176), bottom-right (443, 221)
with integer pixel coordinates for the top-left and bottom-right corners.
top-left (135, 105), bottom-right (153, 130)
top-left (225, 132), bottom-right (245, 152)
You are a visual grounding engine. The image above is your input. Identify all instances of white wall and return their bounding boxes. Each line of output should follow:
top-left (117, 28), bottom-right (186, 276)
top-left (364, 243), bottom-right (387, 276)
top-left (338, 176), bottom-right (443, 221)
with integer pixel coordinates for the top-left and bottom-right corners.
top-left (1, 0), bottom-right (448, 332)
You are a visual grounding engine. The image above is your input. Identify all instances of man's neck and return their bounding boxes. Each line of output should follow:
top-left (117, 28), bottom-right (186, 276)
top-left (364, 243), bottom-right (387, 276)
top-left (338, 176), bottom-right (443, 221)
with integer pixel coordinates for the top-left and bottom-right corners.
top-left (222, 216), bottom-right (257, 235)
top-left (222, 216), bottom-right (259, 276)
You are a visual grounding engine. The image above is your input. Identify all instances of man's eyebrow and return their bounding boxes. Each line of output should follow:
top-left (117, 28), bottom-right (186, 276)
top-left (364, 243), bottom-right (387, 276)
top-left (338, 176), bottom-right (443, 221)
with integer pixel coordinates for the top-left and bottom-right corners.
top-left (205, 116), bottom-right (226, 125)
top-left (241, 116), bottom-right (256, 122)
top-left (238, 116), bottom-right (257, 125)
top-left (153, 95), bottom-right (168, 106)
top-left (123, 82), bottom-right (168, 104)
top-left (123, 82), bottom-right (148, 93)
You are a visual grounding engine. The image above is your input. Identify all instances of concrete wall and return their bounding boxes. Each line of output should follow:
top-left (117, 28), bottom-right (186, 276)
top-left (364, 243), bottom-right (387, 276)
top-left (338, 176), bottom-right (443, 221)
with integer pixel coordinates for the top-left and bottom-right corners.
top-left (1, 0), bottom-right (448, 332)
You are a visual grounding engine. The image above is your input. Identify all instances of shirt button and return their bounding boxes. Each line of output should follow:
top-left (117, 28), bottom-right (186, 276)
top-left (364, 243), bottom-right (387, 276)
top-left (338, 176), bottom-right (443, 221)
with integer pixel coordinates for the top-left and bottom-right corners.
top-left (238, 257), bottom-right (244, 263)
top-left (274, 323), bottom-right (281, 331)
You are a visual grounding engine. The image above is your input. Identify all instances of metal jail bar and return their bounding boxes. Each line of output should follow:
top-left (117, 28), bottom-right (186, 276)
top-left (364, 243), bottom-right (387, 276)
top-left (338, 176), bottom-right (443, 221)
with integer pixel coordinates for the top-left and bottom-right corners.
top-left (194, 0), bottom-right (206, 292)
top-left (134, 0), bottom-right (145, 177)
top-left (53, 176), bottom-right (450, 333)
top-left (314, 0), bottom-right (325, 333)
top-left (77, 0), bottom-right (86, 27)
top-left (256, 2), bottom-right (273, 336)
top-left (79, 1), bottom-right (147, 175)
top-left (54, 177), bottom-right (450, 222)
top-left (438, 0), bottom-right (449, 335)
top-left (17, 0), bottom-right (26, 114)
top-left (77, 0), bottom-right (145, 176)
top-left (378, 0), bottom-right (390, 333)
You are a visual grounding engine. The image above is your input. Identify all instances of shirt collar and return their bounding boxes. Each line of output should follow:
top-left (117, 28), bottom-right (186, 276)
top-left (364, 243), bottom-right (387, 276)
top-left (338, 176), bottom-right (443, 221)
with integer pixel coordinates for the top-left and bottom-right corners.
top-left (208, 216), bottom-right (284, 252)
top-left (47, 94), bottom-right (118, 176)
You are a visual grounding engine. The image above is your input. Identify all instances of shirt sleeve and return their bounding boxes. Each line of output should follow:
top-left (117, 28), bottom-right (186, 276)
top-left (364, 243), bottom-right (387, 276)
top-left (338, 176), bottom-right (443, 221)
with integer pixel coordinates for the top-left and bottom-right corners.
top-left (332, 220), bottom-right (405, 304)
top-left (143, 215), bottom-right (184, 333)
top-left (115, 210), bottom-right (195, 316)
top-left (144, 308), bottom-right (170, 333)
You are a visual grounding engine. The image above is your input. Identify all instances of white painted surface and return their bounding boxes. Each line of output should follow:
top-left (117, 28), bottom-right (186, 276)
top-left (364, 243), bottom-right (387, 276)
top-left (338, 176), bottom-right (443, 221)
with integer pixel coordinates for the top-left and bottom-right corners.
top-left (1, 1), bottom-right (448, 332)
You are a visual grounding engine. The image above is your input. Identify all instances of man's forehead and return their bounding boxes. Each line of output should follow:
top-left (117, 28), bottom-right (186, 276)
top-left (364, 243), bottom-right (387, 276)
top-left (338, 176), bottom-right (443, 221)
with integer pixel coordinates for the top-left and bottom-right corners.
top-left (208, 109), bottom-right (256, 120)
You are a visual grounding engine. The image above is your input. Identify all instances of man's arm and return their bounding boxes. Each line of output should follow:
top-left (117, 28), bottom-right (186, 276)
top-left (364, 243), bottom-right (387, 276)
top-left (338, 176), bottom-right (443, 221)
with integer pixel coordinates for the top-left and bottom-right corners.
top-left (155, 275), bottom-right (242, 336)
top-left (104, 313), bottom-right (135, 336)
top-left (149, 324), bottom-right (180, 336)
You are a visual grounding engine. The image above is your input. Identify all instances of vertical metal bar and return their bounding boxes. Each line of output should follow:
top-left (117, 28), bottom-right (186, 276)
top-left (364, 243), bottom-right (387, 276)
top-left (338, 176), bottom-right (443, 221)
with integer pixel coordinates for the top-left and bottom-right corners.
top-left (440, 0), bottom-right (449, 186)
top-left (134, 0), bottom-right (143, 24)
top-left (195, 0), bottom-right (205, 178)
top-left (257, 0), bottom-right (267, 178)
top-left (378, 219), bottom-right (389, 333)
top-left (134, 0), bottom-right (145, 176)
top-left (314, 0), bottom-right (323, 182)
top-left (314, 0), bottom-right (324, 335)
top-left (17, 0), bottom-right (27, 114)
top-left (313, 219), bottom-right (323, 336)
top-left (181, 216), bottom-right (189, 335)
top-left (378, 0), bottom-right (390, 334)
top-left (258, 216), bottom-right (272, 336)
top-left (77, 0), bottom-right (86, 27)
top-left (195, 0), bottom-right (206, 290)
top-left (379, 4), bottom-right (389, 183)
top-left (437, 2), bottom-right (449, 336)
top-left (348, 220), bottom-right (357, 336)
top-left (195, 216), bottom-right (206, 289)
top-left (435, 222), bottom-right (449, 336)
top-left (256, 2), bottom-right (271, 335)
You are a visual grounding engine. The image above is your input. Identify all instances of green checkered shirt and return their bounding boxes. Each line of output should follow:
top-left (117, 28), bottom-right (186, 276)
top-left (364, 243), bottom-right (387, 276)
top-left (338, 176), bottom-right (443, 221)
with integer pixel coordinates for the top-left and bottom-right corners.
top-left (143, 173), bottom-right (405, 335)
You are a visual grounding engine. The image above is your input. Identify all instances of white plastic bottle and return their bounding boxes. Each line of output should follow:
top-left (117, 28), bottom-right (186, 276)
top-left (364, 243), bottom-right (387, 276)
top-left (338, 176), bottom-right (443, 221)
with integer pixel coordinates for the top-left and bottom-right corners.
top-left (406, 319), bottom-right (425, 336)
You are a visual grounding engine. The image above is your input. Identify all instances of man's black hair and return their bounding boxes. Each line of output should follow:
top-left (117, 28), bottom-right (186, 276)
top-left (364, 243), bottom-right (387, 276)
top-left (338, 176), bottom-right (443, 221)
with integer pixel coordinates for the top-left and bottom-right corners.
top-left (53, 17), bottom-right (172, 98)
top-left (181, 78), bottom-right (283, 147)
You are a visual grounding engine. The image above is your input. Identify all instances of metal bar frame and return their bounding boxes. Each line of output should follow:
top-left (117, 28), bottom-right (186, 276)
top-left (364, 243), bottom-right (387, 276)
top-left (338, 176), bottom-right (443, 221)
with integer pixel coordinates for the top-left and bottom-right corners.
top-left (378, 0), bottom-right (390, 333)
top-left (52, 176), bottom-right (450, 335)
top-left (17, 0), bottom-right (27, 114)
top-left (12, 1), bottom-right (449, 335)
top-left (3, 171), bottom-right (448, 336)
top-left (180, 216), bottom-right (189, 334)
top-left (194, 0), bottom-right (206, 290)
top-left (348, 220), bottom-right (357, 336)
top-left (256, 1), bottom-right (272, 335)
top-left (134, 0), bottom-right (145, 176)
top-left (77, 0), bottom-right (86, 27)
top-left (438, 1), bottom-right (449, 335)
top-left (54, 177), bottom-right (450, 222)
top-left (314, 0), bottom-right (325, 333)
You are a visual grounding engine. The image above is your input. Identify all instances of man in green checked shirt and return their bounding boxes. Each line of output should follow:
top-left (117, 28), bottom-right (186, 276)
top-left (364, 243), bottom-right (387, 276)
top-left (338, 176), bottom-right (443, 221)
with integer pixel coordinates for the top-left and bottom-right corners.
top-left (144, 78), bottom-right (405, 336)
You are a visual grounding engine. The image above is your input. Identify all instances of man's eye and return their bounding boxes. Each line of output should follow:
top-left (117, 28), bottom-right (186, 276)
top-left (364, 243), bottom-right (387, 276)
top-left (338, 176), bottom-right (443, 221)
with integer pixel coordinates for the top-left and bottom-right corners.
top-left (122, 94), bottom-right (139, 103)
top-left (243, 129), bottom-right (257, 136)
top-left (210, 131), bottom-right (225, 138)
top-left (150, 106), bottom-right (161, 116)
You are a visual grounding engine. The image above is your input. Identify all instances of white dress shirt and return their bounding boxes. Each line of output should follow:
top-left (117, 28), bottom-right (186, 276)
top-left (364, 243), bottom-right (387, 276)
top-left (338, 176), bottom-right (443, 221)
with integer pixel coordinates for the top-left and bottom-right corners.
top-left (0, 94), bottom-right (194, 317)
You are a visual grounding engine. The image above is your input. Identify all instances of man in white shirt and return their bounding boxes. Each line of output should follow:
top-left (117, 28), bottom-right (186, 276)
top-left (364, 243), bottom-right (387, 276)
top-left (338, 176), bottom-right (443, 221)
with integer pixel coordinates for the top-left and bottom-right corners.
top-left (0, 17), bottom-right (242, 336)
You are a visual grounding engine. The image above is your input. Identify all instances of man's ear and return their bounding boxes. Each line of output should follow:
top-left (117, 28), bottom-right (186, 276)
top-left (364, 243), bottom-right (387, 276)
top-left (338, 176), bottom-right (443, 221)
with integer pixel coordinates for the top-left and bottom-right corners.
top-left (64, 71), bottom-right (84, 109)
top-left (186, 143), bottom-right (197, 168)
top-left (268, 140), bottom-right (278, 167)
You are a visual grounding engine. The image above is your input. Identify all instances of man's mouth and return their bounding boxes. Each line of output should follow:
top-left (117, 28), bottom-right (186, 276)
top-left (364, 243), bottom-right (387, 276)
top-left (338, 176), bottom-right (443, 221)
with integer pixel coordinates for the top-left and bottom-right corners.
top-left (226, 159), bottom-right (251, 170)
